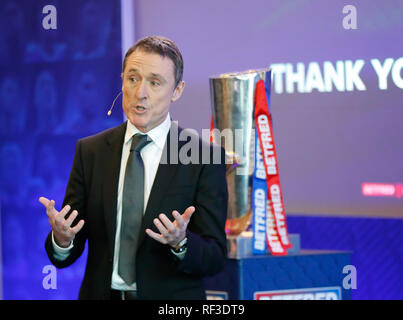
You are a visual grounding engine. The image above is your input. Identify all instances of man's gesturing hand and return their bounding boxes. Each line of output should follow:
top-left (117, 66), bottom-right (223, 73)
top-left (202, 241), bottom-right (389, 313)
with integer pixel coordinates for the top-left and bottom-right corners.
top-left (39, 196), bottom-right (85, 248)
top-left (145, 206), bottom-right (195, 248)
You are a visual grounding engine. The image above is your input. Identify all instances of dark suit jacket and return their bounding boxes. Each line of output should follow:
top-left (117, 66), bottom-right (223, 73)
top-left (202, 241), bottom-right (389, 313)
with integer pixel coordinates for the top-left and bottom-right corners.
top-left (45, 121), bottom-right (228, 300)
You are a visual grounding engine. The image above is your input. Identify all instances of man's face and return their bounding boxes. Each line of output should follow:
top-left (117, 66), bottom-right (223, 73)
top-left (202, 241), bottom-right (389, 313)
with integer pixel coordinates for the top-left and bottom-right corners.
top-left (121, 49), bottom-right (184, 133)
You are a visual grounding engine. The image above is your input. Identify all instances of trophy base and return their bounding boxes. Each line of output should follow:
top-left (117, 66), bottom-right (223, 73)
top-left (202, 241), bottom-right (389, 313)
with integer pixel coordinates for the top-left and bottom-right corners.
top-left (227, 232), bottom-right (301, 259)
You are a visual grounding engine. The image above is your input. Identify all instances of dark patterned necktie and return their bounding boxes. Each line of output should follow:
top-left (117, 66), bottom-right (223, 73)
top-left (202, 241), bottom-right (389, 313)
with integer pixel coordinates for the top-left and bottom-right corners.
top-left (119, 133), bottom-right (151, 285)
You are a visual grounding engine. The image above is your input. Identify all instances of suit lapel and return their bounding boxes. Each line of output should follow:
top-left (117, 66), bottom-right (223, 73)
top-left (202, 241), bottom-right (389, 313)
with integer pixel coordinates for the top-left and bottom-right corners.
top-left (102, 121), bottom-right (127, 256)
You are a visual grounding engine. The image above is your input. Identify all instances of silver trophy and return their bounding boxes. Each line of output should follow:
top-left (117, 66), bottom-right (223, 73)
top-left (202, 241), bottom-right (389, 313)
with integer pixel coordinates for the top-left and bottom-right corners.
top-left (210, 69), bottom-right (270, 257)
top-left (210, 69), bottom-right (271, 230)
top-left (210, 69), bottom-right (301, 258)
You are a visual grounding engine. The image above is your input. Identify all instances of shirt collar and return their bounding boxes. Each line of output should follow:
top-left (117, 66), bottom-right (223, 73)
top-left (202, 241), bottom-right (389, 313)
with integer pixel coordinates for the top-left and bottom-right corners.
top-left (124, 113), bottom-right (171, 150)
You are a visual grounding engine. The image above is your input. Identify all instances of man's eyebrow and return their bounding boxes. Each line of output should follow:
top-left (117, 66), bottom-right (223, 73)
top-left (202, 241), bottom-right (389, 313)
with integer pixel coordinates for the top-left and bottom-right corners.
top-left (150, 72), bottom-right (166, 81)
top-left (126, 69), bottom-right (166, 81)
top-left (126, 68), bottom-right (139, 74)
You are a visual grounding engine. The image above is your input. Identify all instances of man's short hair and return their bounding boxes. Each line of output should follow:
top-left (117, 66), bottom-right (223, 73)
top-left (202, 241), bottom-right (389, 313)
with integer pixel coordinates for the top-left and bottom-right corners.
top-left (122, 35), bottom-right (184, 88)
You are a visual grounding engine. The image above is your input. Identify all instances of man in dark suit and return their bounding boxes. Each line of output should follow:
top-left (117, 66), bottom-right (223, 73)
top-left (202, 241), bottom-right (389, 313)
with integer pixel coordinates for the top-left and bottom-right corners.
top-left (39, 36), bottom-right (228, 300)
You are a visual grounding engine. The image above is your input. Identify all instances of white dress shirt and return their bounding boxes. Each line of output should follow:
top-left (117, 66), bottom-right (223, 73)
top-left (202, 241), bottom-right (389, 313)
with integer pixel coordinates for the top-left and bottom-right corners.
top-left (52, 113), bottom-right (185, 291)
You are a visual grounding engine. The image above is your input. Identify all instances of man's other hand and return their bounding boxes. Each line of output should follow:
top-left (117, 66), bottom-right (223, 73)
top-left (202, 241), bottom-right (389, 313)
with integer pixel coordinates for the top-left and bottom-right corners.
top-left (39, 196), bottom-right (85, 248)
top-left (145, 206), bottom-right (195, 248)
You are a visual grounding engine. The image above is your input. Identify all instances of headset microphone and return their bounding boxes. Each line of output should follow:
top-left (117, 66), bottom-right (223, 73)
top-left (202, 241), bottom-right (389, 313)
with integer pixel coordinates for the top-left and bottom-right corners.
top-left (107, 91), bottom-right (122, 116)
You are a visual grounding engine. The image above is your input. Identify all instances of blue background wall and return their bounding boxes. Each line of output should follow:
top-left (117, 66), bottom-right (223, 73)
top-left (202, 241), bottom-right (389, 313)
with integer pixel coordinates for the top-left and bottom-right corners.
top-left (0, 0), bottom-right (122, 299)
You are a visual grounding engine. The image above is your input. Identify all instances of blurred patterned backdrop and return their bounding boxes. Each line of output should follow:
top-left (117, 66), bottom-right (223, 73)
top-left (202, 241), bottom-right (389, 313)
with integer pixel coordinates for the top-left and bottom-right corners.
top-left (0, 0), bottom-right (122, 299)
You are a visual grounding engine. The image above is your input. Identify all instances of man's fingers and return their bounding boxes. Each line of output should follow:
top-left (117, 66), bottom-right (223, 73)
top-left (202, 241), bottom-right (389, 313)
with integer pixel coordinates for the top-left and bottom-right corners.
top-left (64, 209), bottom-right (78, 230)
top-left (70, 219), bottom-right (85, 235)
top-left (58, 204), bottom-right (71, 220)
top-left (38, 196), bottom-right (50, 208)
top-left (172, 210), bottom-right (185, 229)
top-left (145, 228), bottom-right (168, 244)
top-left (158, 214), bottom-right (176, 234)
top-left (182, 206), bottom-right (195, 222)
top-left (55, 204), bottom-right (70, 225)
top-left (46, 199), bottom-right (57, 218)
top-left (153, 218), bottom-right (169, 237)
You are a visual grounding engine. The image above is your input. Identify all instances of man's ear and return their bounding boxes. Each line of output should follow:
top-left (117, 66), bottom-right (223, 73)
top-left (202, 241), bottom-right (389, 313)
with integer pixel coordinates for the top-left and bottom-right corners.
top-left (171, 81), bottom-right (185, 102)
